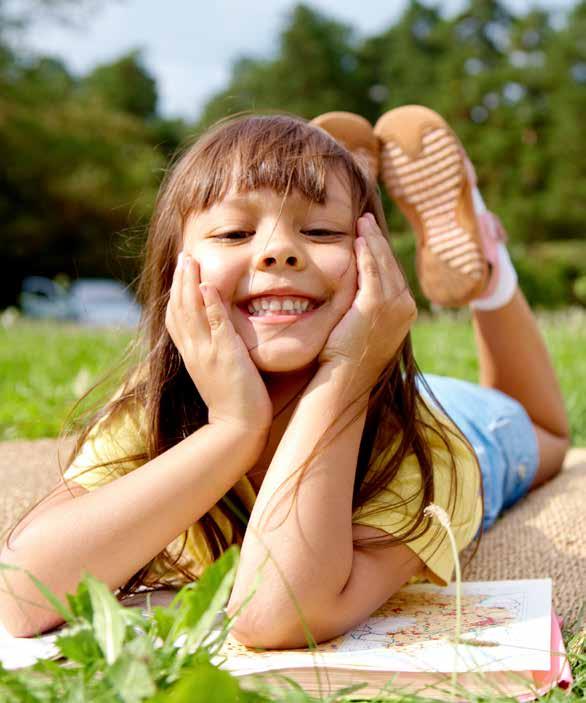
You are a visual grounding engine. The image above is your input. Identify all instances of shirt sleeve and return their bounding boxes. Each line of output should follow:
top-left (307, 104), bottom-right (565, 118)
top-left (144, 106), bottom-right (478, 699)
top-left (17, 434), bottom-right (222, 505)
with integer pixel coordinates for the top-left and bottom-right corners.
top-left (62, 402), bottom-right (147, 491)
top-left (351, 406), bottom-right (483, 587)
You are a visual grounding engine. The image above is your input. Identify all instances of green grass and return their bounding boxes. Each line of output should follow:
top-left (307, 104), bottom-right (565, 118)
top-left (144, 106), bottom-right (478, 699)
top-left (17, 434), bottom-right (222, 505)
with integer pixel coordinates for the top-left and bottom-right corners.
top-left (1, 309), bottom-right (585, 444)
top-left (0, 319), bottom-right (135, 440)
top-left (411, 307), bottom-right (586, 446)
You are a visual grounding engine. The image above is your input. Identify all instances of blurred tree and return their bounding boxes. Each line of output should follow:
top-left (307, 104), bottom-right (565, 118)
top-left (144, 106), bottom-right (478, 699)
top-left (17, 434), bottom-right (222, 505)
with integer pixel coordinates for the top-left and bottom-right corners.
top-left (81, 50), bottom-right (158, 119)
top-left (542, 0), bottom-right (586, 238)
top-left (1, 0), bottom-right (585, 310)
top-left (198, 3), bottom-right (362, 127)
top-left (0, 0), bottom-right (101, 41)
top-left (362, 1), bottom-right (445, 113)
top-left (0, 50), bottom-right (164, 306)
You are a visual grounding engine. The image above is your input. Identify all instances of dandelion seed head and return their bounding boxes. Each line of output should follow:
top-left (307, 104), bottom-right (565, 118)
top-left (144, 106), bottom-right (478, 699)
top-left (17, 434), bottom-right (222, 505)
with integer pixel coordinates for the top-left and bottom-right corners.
top-left (424, 503), bottom-right (451, 529)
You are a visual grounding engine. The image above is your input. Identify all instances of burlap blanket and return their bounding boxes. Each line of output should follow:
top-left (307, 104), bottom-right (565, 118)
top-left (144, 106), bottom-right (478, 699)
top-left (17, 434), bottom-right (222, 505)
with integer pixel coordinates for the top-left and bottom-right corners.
top-left (1, 439), bottom-right (584, 629)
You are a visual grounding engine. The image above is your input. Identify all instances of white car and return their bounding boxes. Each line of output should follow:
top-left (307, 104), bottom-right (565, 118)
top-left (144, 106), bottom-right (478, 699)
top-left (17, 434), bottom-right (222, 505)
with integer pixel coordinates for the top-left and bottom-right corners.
top-left (20, 277), bottom-right (141, 327)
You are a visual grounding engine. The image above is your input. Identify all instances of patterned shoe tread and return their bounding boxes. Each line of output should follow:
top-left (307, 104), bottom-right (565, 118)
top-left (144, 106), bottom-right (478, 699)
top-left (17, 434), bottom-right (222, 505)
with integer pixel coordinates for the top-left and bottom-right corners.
top-left (381, 127), bottom-right (485, 279)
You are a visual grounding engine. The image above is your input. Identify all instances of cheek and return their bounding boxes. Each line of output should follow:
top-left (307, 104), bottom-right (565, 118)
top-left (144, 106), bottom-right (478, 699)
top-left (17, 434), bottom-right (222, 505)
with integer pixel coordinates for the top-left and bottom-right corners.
top-left (320, 246), bottom-right (357, 302)
top-left (326, 247), bottom-right (355, 279)
top-left (192, 250), bottom-right (237, 293)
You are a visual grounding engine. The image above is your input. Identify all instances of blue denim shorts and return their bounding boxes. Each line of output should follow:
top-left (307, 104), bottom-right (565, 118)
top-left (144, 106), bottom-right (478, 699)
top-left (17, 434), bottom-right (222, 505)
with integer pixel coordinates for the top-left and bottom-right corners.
top-left (416, 374), bottom-right (540, 532)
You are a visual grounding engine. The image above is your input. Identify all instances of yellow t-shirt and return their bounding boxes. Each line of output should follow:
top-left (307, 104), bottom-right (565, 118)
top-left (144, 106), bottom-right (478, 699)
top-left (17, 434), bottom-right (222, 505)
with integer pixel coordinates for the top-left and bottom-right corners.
top-left (62, 399), bottom-right (482, 589)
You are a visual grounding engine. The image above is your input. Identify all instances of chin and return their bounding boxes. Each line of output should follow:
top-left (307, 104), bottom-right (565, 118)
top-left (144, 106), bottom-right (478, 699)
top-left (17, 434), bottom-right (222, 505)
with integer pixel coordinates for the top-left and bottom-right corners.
top-left (250, 346), bottom-right (320, 374)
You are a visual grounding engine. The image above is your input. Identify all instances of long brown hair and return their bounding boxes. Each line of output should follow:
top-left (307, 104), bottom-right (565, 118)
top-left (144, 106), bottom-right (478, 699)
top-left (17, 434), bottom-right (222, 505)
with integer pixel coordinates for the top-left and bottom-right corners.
top-left (5, 114), bottom-right (483, 599)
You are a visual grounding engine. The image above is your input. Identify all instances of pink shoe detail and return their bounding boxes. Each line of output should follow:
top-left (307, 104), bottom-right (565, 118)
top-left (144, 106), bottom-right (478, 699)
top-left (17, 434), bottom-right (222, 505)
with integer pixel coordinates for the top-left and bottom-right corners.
top-left (464, 156), bottom-right (508, 300)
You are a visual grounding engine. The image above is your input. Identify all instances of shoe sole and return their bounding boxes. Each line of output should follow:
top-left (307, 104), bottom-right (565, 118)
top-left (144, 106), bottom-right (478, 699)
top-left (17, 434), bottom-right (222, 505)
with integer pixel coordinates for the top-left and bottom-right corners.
top-left (374, 105), bottom-right (489, 307)
top-left (310, 111), bottom-right (379, 184)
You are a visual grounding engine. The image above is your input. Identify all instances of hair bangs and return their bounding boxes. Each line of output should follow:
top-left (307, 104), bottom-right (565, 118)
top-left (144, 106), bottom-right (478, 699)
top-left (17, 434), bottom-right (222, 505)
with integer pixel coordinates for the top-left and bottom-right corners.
top-left (177, 115), bottom-right (369, 218)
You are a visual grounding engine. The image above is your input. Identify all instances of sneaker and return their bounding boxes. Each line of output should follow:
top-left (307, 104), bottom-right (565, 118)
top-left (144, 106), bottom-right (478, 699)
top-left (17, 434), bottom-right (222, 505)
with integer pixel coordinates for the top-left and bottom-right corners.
top-left (374, 105), bottom-right (502, 307)
top-left (310, 111), bottom-right (379, 185)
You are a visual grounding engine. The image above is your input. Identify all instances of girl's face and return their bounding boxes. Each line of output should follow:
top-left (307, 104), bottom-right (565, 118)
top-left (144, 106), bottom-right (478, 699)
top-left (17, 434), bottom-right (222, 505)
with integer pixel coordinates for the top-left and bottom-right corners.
top-left (183, 170), bottom-right (358, 373)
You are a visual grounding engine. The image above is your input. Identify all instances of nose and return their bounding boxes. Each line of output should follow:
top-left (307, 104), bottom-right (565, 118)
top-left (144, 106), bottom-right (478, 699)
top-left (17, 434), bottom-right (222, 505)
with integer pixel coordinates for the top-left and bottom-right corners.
top-left (254, 224), bottom-right (305, 271)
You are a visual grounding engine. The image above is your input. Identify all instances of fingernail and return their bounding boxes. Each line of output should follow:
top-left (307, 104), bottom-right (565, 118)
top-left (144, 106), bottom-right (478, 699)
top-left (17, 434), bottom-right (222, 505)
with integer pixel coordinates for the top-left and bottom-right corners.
top-left (177, 252), bottom-right (184, 267)
top-left (182, 253), bottom-right (191, 270)
top-left (199, 283), bottom-right (207, 294)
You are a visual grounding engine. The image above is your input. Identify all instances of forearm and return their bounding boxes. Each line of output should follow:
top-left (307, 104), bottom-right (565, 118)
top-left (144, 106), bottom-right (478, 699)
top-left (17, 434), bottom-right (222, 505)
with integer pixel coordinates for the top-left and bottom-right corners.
top-left (0, 423), bottom-right (265, 637)
top-left (228, 362), bottom-right (368, 639)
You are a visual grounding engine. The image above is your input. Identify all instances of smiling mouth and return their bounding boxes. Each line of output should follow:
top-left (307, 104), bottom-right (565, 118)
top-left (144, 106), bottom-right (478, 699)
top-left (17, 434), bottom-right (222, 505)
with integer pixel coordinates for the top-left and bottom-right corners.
top-left (237, 299), bottom-right (325, 319)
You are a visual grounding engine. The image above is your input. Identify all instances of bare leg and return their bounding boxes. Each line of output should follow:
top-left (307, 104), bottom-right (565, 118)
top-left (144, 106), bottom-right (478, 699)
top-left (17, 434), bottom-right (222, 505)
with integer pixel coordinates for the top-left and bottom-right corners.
top-left (472, 287), bottom-right (571, 489)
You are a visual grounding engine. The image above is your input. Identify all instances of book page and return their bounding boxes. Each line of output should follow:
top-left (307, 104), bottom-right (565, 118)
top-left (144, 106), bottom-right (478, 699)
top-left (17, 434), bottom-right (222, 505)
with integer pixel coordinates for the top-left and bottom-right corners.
top-left (218, 579), bottom-right (552, 674)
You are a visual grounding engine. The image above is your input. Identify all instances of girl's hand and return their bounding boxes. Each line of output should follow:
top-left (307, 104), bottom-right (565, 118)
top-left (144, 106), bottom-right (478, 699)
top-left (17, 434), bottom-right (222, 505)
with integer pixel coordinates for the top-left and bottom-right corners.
top-left (165, 252), bottom-right (273, 437)
top-left (318, 213), bottom-right (417, 391)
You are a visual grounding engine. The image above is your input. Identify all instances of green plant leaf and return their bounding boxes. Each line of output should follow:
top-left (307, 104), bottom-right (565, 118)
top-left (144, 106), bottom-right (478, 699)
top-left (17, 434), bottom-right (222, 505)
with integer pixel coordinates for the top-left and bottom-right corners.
top-left (120, 604), bottom-right (152, 633)
top-left (124, 635), bottom-right (157, 664)
top-left (65, 580), bottom-right (94, 623)
top-left (159, 547), bottom-right (239, 685)
top-left (83, 572), bottom-right (127, 665)
top-left (55, 622), bottom-right (102, 665)
top-left (167, 546), bottom-right (239, 649)
top-left (105, 653), bottom-right (157, 703)
top-left (151, 605), bottom-right (176, 641)
top-left (62, 679), bottom-right (89, 703)
top-left (149, 661), bottom-right (242, 703)
top-left (0, 665), bottom-right (47, 702)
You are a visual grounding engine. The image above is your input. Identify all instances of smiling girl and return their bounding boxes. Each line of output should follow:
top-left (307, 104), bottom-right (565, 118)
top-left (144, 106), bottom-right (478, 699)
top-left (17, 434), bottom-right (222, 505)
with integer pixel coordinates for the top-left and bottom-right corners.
top-left (0, 110), bottom-right (569, 647)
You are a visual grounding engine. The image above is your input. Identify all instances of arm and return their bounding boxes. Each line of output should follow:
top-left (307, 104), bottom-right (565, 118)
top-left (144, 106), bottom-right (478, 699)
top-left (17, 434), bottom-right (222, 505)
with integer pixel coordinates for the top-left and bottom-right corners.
top-left (227, 362), bottom-right (424, 648)
top-left (0, 423), bottom-right (265, 637)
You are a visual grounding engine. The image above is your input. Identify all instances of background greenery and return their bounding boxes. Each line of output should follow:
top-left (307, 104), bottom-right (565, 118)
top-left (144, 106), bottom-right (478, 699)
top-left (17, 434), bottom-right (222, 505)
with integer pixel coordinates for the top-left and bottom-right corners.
top-left (2, 0), bottom-right (586, 311)
top-left (2, 311), bottom-right (584, 445)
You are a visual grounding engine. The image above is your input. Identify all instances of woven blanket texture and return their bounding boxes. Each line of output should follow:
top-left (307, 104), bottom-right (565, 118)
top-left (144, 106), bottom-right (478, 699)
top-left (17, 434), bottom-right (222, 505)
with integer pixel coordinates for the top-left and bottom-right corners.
top-left (1, 439), bottom-right (584, 629)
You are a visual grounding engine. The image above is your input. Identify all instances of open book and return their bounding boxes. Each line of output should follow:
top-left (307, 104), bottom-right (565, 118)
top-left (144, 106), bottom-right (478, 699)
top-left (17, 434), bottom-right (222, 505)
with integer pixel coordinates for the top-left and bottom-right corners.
top-left (215, 579), bottom-right (573, 701)
top-left (0, 579), bottom-right (573, 701)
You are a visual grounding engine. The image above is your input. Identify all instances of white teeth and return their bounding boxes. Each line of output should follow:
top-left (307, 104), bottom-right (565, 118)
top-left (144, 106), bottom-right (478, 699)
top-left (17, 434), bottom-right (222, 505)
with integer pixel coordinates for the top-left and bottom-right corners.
top-left (245, 296), bottom-right (317, 316)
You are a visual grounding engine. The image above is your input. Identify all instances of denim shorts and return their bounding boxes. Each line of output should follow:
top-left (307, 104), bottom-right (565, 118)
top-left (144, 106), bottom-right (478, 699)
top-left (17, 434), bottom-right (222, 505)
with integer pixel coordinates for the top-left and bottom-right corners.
top-left (416, 374), bottom-right (540, 532)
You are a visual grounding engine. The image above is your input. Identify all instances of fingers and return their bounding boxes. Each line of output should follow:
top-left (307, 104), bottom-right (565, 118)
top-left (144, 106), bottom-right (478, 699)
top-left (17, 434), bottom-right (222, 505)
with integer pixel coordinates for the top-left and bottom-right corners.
top-left (358, 213), bottom-right (407, 300)
top-left (199, 283), bottom-right (227, 334)
top-left (181, 253), bottom-right (203, 314)
top-left (165, 252), bottom-right (184, 338)
top-left (166, 252), bottom-right (208, 343)
top-left (355, 218), bottom-right (383, 307)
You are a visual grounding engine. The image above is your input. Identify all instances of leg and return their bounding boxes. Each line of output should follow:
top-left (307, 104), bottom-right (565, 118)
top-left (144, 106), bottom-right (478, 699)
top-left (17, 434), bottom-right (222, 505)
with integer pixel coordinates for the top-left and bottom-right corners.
top-left (372, 104), bottom-right (571, 491)
top-left (472, 287), bottom-right (571, 489)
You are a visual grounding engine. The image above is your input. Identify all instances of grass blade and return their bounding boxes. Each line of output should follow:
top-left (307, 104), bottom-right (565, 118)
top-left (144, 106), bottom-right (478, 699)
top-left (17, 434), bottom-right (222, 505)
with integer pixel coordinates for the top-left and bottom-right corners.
top-left (83, 572), bottom-right (127, 665)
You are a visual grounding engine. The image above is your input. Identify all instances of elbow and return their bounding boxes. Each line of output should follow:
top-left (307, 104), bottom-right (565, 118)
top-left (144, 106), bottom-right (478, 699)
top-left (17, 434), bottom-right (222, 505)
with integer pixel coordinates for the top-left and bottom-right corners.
top-left (0, 597), bottom-right (67, 639)
top-left (226, 576), bottom-right (344, 649)
top-left (0, 593), bottom-right (66, 639)
top-left (228, 601), bottom-right (335, 650)
top-left (230, 616), bottom-right (317, 650)
top-left (0, 550), bottom-right (66, 638)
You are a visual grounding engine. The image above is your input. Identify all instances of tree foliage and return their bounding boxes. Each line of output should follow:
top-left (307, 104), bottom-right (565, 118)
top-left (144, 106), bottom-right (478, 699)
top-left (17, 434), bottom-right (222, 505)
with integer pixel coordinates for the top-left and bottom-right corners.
top-left (2, 0), bottom-right (586, 308)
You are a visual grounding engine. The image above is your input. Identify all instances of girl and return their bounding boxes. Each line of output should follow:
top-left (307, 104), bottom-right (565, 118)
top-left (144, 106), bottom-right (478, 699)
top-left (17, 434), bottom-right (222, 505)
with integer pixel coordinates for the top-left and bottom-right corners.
top-left (0, 109), bottom-right (570, 648)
